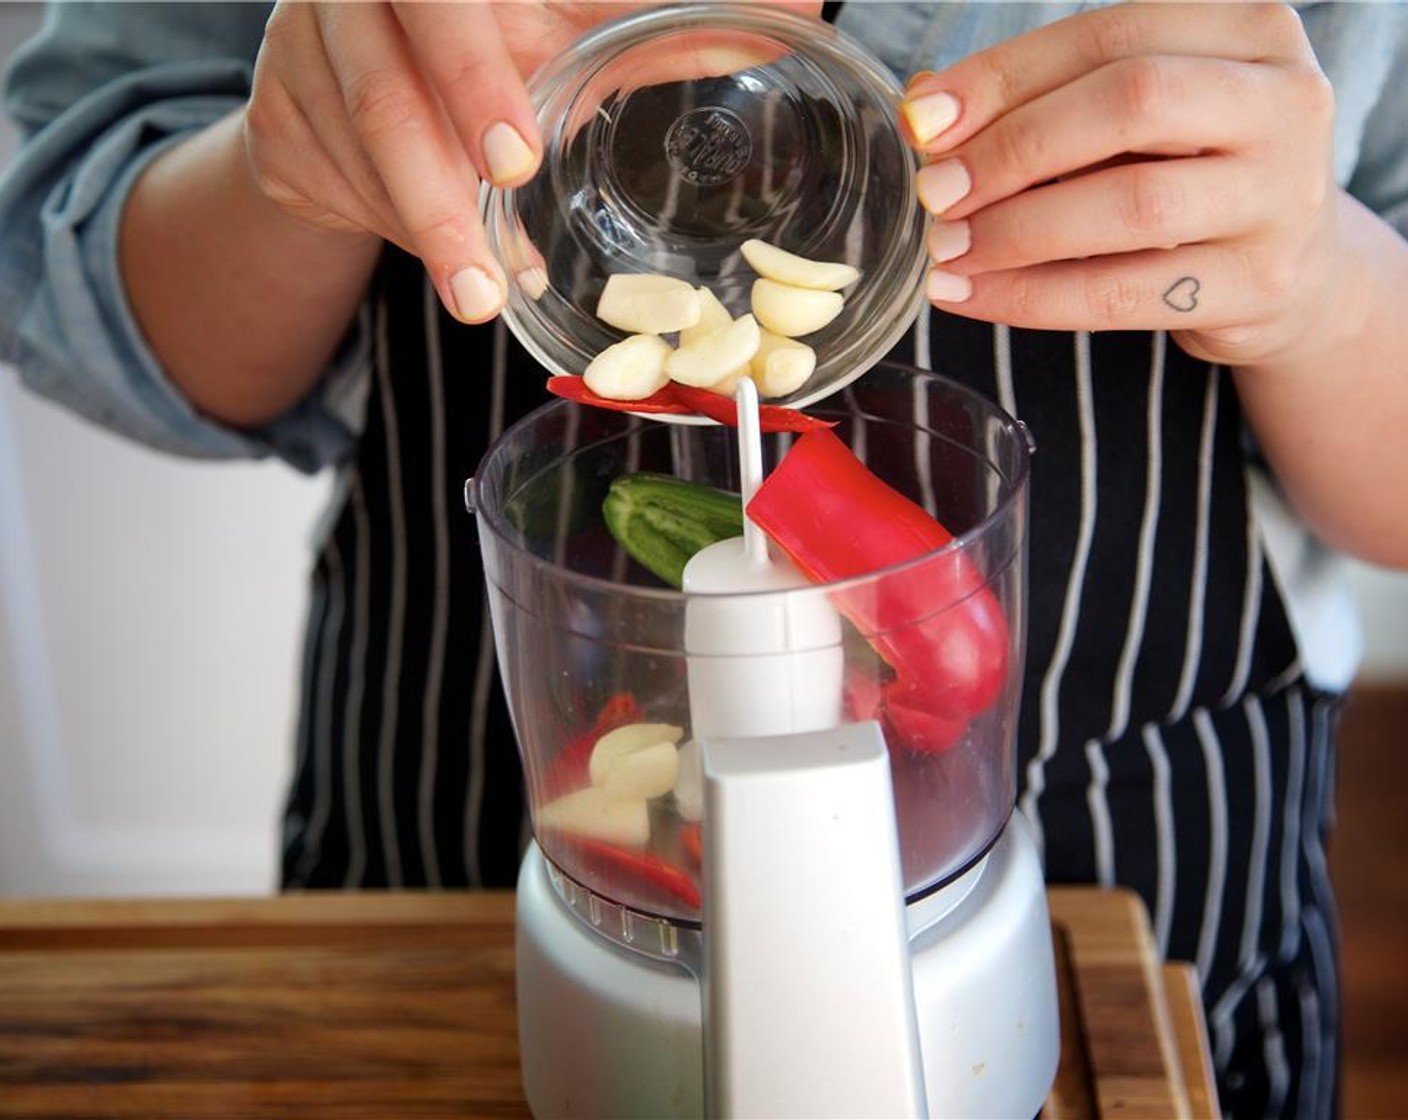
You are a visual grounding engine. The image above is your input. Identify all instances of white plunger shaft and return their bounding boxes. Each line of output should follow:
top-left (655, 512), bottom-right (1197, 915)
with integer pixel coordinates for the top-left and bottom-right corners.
top-left (735, 377), bottom-right (768, 568)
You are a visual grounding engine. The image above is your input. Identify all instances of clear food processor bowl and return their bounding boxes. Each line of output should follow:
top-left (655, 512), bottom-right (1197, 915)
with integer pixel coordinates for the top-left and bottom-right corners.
top-left (481, 3), bottom-right (927, 411)
top-left (469, 363), bottom-right (1032, 925)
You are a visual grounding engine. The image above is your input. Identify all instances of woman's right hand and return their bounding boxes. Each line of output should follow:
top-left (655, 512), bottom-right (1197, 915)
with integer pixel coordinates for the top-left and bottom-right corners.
top-left (244, 2), bottom-right (821, 327)
top-left (244, 2), bottom-right (641, 325)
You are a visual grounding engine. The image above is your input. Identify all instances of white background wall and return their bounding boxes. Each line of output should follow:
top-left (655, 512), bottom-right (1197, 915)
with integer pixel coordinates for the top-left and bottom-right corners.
top-left (1347, 561), bottom-right (1408, 682)
top-left (0, 376), bottom-right (328, 895)
top-left (0, 3), bottom-right (1405, 899)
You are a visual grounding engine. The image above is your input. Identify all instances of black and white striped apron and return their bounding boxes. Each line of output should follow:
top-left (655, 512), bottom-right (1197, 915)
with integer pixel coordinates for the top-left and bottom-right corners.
top-left (280, 247), bottom-right (1340, 1119)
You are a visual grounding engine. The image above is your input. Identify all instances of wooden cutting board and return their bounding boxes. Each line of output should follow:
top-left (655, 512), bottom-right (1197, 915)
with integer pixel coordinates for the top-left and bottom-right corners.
top-left (1044, 889), bottom-right (1218, 1119)
top-left (0, 888), bottom-right (1215, 1119)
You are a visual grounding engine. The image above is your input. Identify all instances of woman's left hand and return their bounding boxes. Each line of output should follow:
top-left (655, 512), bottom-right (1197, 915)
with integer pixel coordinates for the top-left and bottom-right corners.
top-left (900, 2), bottom-right (1340, 367)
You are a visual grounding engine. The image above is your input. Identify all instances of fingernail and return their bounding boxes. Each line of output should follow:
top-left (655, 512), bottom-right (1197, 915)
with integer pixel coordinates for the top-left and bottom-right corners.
top-left (901, 90), bottom-right (960, 145)
top-left (451, 266), bottom-right (503, 321)
top-left (917, 159), bottom-right (971, 215)
top-left (482, 121), bottom-right (536, 184)
top-left (516, 266), bottom-right (548, 301)
top-left (927, 219), bottom-right (970, 263)
top-left (926, 269), bottom-right (971, 304)
top-left (696, 45), bottom-right (773, 74)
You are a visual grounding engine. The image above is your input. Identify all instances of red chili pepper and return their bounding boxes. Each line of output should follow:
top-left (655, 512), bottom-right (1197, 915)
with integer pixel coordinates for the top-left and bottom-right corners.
top-left (747, 429), bottom-right (1009, 738)
top-left (679, 821), bottom-right (703, 867)
top-left (540, 692), bottom-right (643, 798)
top-left (545, 377), bottom-right (834, 433)
top-left (663, 383), bottom-right (836, 433)
top-left (549, 833), bottom-right (702, 910)
top-left (546, 377), bottom-right (693, 418)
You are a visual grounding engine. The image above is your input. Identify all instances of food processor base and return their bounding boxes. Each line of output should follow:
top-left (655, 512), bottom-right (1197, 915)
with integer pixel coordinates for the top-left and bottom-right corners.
top-left (516, 844), bottom-right (706, 1119)
top-left (906, 811), bottom-right (1062, 1118)
top-left (515, 813), bottom-right (1060, 1119)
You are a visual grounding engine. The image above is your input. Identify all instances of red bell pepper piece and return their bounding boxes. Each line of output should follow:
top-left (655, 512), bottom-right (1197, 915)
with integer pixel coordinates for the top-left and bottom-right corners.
top-left (881, 679), bottom-right (970, 754)
top-left (842, 665), bottom-right (885, 724)
top-left (545, 377), bottom-right (834, 433)
top-left (549, 833), bottom-right (702, 910)
top-left (540, 692), bottom-right (643, 799)
top-left (746, 429), bottom-right (1008, 738)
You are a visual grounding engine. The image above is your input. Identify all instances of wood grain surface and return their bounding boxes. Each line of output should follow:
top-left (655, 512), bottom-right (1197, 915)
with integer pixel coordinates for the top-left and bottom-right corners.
top-left (1162, 964), bottom-right (1220, 1120)
top-left (0, 895), bottom-right (524, 1119)
top-left (1046, 889), bottom-right (1216, 1119)
top-left (0, 888), bottom-right (1214, 1118)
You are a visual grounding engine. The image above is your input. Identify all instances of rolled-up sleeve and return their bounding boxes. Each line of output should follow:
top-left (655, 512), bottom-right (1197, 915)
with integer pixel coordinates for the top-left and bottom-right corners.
top-left (0, 2), bottom-right (365, 473)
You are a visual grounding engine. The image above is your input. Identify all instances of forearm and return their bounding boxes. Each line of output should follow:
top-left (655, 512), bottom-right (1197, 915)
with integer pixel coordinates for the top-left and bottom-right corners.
top-left (119, 108), bottom-right (382, 430)
top-left (1231, 192), bottom-right (1408, 569)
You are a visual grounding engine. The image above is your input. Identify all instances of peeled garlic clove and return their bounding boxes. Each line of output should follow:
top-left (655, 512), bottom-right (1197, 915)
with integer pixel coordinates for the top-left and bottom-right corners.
top-left (675, 363), bottom-right (750, 398)
top-left (589, 722), bottom-right (685, 787)
top-left (751, 279), bottom-right (845, 338)
top-left (666, 313), bottom-right (762, 388)
top-left (680, 286), bottom-right (733, 347)
top-left (673, 739), bottom-right (703, 823)
top-left (600, 739), bottom-right (680, 800)
top-left (708, 366), bottom-right (751, 397)
top-left (750, 330), bottom-right (816, 398)
top-left (583, 334), bottom-right (673, 400)
top-left (537, 787), bottom-right (650, 847)
top-left (596, 273), bottom-right (702, 334)
top-left (741, 239), bottom-right (860, 291)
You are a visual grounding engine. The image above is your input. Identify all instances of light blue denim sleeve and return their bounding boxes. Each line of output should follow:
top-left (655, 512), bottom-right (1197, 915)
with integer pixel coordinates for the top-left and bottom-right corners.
top-left (0, 2), bottom-right (365, 474)
top-left (847, 2), bottom-right (1408, 236)
top-left (1338, 6), bottom-right (1408, 240)
top-left (1294, 3), bottom-right (1408, 230)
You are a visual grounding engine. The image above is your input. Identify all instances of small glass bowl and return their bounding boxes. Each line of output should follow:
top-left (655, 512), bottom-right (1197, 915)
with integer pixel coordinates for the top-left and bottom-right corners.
top-left (482, 3), bottom-right (927, 413)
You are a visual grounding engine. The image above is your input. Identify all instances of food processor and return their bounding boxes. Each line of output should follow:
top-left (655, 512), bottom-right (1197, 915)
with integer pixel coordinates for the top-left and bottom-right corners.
top-left (471, 6), bottom-right (1060, 1116)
